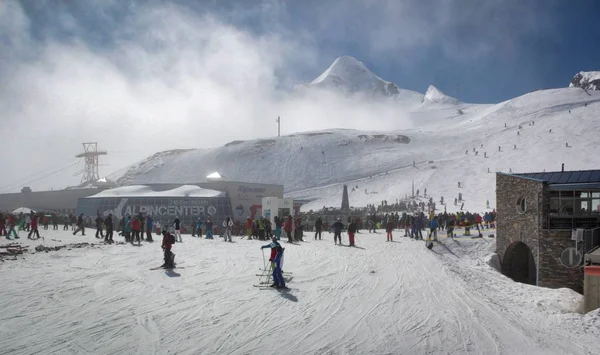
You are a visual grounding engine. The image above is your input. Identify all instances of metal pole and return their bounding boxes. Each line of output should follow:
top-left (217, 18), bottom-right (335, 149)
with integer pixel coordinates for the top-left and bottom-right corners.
top-left (276, 116), bottom-right (281, 137)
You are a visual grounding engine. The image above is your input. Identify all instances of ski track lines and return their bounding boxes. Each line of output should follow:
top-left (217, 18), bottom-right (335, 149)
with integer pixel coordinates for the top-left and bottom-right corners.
top-left (1, 231), bottom-right (600, 354)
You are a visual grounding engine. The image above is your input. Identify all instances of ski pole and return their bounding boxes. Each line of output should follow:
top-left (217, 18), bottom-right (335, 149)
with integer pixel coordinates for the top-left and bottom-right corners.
top-left (261, 248), bottom-right (267, 271)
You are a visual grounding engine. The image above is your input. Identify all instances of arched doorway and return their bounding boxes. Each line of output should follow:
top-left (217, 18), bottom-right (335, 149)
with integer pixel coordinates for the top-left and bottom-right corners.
top-left (502, 242), bottom-right (536, 285)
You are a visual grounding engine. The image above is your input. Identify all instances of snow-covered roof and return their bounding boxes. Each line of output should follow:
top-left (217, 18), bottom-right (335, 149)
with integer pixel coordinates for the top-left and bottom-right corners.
top-left (12, 207), bottom-right (35, 214)
top-left (86, 185), bottom-right (225, 198)
top-left (206, 172), bottom-right (222, 179)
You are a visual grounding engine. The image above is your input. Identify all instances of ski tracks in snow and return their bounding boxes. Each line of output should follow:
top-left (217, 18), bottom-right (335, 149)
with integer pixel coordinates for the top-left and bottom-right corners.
top-left (1, 231), bottom-right (600, 354)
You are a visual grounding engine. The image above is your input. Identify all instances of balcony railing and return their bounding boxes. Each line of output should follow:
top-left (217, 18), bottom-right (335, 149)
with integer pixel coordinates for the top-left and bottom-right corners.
top-left (547, 215), bottom-right (600, 229)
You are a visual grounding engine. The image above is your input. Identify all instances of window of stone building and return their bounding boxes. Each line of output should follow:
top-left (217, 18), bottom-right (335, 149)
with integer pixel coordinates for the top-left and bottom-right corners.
top-left (592, 198), bottom-right (600, 213)
top-left (550, 198), bottom-right (559, 214)
top-left (516, 196), bottom-right (527, 214)
top-left (560, 198), bottom-right (574, 215)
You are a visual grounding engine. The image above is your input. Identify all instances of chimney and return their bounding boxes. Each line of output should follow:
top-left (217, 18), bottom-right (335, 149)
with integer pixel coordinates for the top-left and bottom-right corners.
top-left (561, 163), bottom-right (564, 172)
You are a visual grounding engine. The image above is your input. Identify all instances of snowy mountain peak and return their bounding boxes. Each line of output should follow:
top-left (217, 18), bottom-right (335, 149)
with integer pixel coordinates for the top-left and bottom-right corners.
top-left (423, 85), bottom-right (460, 105)
top-left (570, 71), bottom-right (600, 91)
top-left (308, 56), bottom-right (403, 97)
top-left (311, 56), bottom-right (372, 85)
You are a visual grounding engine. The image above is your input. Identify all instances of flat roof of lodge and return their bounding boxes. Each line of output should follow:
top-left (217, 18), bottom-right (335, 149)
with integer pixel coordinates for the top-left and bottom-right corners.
top-left (511, 169), bottom-right (600, 185)
top-left (86, 185), bottom-right (226, 199)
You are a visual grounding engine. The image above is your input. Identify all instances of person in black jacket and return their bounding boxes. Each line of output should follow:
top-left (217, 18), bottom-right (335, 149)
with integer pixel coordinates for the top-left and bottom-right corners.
top-left (332, 218), bottom-right (344, 245)
top-left (95, 213), bottom-right (104, 239)
top-left (314, 217), bottom-right (323, 240)
top-left (104, 214), bottom-right (114, 243)
top-left (173, 217), bottom-right (182, 242)
top-left (73, 214), bottom-right (85, 236)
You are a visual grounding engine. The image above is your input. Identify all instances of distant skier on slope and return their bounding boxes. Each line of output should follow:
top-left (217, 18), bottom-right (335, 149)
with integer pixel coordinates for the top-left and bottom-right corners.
top-left (261, 236), bottom-right (287, 289)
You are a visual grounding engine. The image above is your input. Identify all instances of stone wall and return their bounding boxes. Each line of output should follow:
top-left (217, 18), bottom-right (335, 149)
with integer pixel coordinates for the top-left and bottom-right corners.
top-left (539, 229), bottom-right (584, 293)
top-left (496, 173), bottom-right (545, 270)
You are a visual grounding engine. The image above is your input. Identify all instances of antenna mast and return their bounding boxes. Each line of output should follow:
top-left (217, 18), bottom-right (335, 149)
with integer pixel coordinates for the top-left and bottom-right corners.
top-left (75, 142), bottom-right (107, 186)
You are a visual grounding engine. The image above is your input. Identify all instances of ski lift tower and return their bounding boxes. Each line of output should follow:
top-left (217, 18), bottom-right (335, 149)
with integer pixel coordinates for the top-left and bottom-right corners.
top-left (75, 142), bottom-right (107, 186)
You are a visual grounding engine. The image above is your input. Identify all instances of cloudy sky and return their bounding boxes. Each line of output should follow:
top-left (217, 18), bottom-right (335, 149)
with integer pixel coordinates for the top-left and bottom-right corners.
top-left (1, 0), bottom-right (598, 191)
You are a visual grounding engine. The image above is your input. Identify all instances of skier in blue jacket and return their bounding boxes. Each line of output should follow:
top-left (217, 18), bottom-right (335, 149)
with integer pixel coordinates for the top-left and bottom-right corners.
top-left (261, 237), bottom-right (287, 289)
top-left (428, 216), bottom-right (439, 241)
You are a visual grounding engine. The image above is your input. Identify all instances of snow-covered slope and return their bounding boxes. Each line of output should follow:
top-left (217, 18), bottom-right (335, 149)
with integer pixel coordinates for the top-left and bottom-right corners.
top-left (1, 229), bottom-right (599, 354)
top-left (570, 71), bottom-right (600, 91)
top-left (115, 87), bottom-right (600, 213)
top-left (298, 56), bottom-right (424, 103)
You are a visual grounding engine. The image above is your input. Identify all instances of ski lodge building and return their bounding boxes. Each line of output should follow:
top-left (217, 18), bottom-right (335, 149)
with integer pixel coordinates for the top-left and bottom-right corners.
top-left (496, 169), bottom-right (600, 294)
top-left (0, 175), bottom-right (303, 228)
top-left (74, 180), bottom-right (288, 229)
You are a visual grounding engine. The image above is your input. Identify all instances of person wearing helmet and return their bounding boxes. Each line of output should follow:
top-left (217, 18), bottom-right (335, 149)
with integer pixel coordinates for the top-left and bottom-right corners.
top-left (332, 218), bottom-right (344, 245)
top-left (261, 237), bottom-right (287, 289)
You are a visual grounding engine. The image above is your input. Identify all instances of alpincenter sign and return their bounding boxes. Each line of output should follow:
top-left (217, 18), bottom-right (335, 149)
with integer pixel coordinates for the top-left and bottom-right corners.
top-left (76, 197), bottom-right (231, 221)
top-left (117, 198), bottom-right (219, 218)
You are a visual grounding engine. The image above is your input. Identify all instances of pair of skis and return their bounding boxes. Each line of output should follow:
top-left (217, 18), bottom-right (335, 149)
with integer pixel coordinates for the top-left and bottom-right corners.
top-left (150, 265), bottom-right (185, 270)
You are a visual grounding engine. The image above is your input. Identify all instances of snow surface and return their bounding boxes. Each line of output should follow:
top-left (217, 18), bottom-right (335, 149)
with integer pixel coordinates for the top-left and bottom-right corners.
top-left (1, 228), bottom-right (600, 354)
top-left (87, 185), bottom-right (225, 198)
top-left (114, 87), bottom-right (600, 213)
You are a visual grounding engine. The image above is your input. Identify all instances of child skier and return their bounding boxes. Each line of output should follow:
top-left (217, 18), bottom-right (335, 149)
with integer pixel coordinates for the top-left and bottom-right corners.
top-left (205, 218), bottom-right (214, 239)
top-left (347, 219), bottom-right (357, 246)
top-left (161, 229), bottom-right (176, 268)
top-left (261, 236), bottom-right (287, 289)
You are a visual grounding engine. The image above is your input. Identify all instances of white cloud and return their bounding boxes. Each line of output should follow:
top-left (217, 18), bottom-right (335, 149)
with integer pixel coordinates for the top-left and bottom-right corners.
top-left (0, 1), bottom-right (412, 192)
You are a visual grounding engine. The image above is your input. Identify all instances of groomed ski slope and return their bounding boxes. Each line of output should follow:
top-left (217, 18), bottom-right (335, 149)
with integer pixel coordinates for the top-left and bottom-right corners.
top-left (114, 87), bottom-right (600, 213)
top-left (1, 231), bottom-right (599, 355)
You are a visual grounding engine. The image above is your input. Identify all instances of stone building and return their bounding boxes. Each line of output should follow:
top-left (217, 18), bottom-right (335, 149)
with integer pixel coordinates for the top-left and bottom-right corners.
top-left (496, 170), bottom-right (600, 294)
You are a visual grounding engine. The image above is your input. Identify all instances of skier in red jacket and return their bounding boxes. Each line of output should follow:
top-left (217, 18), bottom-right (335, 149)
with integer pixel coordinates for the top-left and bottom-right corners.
top-left (131, 217), bottom-right (141, 244)
top-left (28, 214), bottom-right (40, 239)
